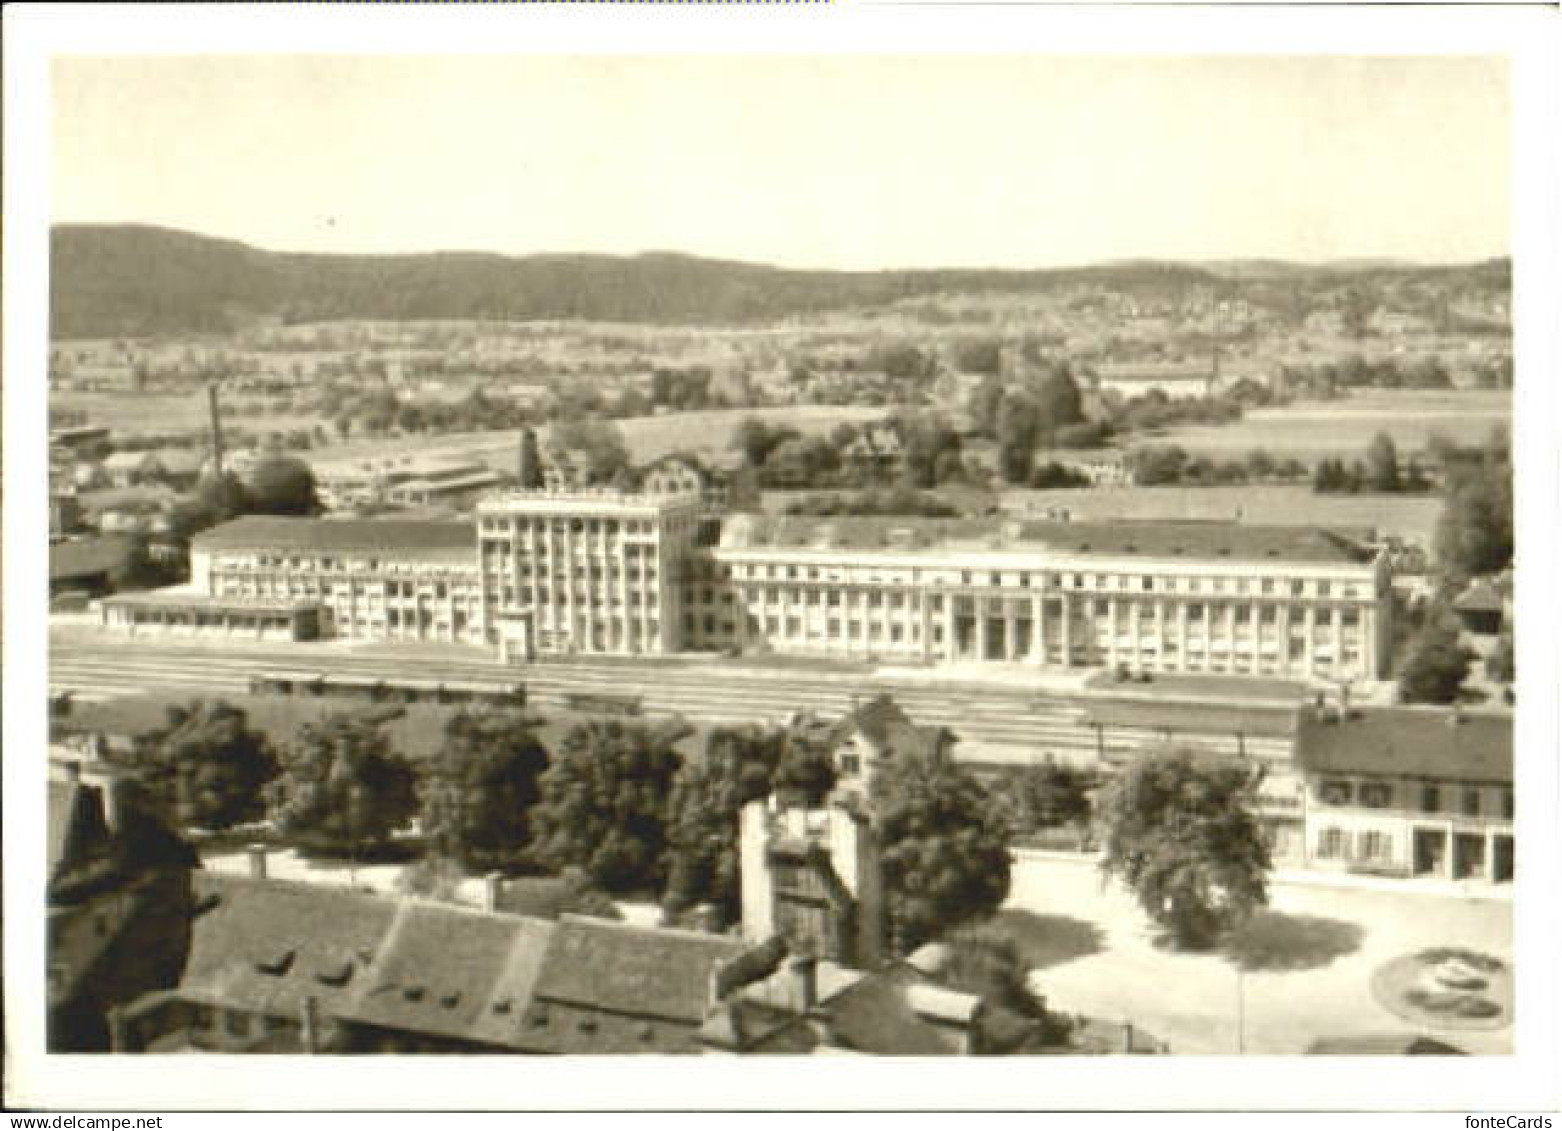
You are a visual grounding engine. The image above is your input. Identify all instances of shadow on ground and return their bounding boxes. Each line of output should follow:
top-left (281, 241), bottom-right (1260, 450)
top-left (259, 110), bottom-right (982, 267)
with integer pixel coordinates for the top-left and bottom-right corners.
top-left (991, 909), bottom-right (1106, 970)
top-left (1225, 910), bottom-right (1365, 972)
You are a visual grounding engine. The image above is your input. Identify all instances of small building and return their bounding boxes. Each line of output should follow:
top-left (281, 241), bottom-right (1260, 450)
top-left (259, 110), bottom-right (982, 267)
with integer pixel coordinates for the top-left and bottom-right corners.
top-left (1093, 361), bottom-right (1215, 402)
top-left (102, 451), bottom-right (166, 488)
top-left (1296, 705), bottom-right (1513, 883)
top-left (1452, 575), bottom-right (1510, 639)
top-left (50, 536), bottom-right (133, 598)
top-left (1034, 447), bottom-right (1132, 488)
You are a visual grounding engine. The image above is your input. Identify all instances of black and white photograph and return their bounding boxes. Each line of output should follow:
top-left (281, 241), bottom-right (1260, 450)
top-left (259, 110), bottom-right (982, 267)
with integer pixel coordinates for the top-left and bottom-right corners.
top-left (5, 3), bottom-right (1559, 1116)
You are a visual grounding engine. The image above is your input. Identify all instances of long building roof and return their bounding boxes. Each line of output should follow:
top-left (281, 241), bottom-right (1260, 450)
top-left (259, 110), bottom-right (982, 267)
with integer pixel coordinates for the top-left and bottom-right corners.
top-left (718, 515), bottom-right (1377, 566)
top-left (1294, 707), bottom-right (1512, 785)
top-left (193, 516), bottom-right (475, 557)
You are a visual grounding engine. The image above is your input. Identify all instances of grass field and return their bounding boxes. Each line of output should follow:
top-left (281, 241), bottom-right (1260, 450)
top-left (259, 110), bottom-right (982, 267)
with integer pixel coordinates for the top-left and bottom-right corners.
top-left (1002, 484), bottom-right (1446, 545)
top-left (1153, 390), bottom-right (1511, 460)
top-left (53, 390), bottom-right (324, 440)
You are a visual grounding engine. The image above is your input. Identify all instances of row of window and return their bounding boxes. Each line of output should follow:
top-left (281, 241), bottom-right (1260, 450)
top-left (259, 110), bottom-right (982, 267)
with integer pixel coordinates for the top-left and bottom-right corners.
top-left (1315, 827), bottom-right (1393, 861)
top-left (728, 561), bottom-right (1365, 599)
top-left (1316, 779), bottom-right (1513, 818)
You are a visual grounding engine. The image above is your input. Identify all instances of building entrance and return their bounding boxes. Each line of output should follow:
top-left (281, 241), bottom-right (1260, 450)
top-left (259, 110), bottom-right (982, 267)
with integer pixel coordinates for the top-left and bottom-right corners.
top-left (1412, 828), bottom-right (1447, 877)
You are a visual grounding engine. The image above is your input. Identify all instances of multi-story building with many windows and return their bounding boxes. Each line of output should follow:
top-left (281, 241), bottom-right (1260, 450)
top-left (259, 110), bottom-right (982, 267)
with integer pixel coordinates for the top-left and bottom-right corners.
top-left (1296, 706), bottom-right (1513, 883)
top-left (474, 489), bottom-right (706, 661)
top-left (180, 516), bottom-right (485, 646)
top-left (704, 515), bottom-right (1392, 681)
top-left (102, 492), bottom-right (1392, 682)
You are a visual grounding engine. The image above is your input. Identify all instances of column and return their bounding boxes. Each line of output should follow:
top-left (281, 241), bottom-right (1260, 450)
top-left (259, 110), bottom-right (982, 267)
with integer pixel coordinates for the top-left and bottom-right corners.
top-left (1177, 602), bottom-right (1190, 674)
top-left (944, 593), bottom-right (956, 663)
top-left (977, 595), bottom-right (990, 661)
top-left (1004, 599), bottom-right (1018, 662)
top-left (1032, 594), bottom-right (1046, 664)
top-left (1333, 605), bottom-right (1346, 676)
top-left (1303, 607), bottom-right (1318, 677)
top-left (1061, 595), bottom-right (1073, 667)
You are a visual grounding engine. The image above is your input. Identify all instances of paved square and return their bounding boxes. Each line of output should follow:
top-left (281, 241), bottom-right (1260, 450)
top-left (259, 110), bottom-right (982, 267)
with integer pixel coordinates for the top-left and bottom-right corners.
top-left (1004, 853), bottom-right (1514, 1054)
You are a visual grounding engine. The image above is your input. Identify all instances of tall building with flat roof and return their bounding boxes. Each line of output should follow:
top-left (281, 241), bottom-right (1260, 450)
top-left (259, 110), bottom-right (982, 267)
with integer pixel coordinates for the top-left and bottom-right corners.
top-left (709, 515), bottom-right (1392, 681)
top-left (475, 488), bottom-right (704, 661)
top-left (103, 494), bottom-right (1392, 683)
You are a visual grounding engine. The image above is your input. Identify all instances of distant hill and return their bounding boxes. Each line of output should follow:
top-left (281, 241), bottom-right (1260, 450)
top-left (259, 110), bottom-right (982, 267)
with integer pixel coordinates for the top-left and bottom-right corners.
top-left (49, 224), bottom-right (1510, 339)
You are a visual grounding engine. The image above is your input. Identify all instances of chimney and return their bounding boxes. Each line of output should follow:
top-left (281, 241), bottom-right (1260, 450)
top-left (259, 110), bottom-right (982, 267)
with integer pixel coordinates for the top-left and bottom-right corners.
top-left (207, 382), bottom-right (225, 477)
top-left (300, 995), bottom-right (320, 1054)
top-left (788, 955), bottom-right (818, 1014)
top-left (247, 844), bottom-right (269, 881)
top-left (483, 872), bottom-right (504, 913)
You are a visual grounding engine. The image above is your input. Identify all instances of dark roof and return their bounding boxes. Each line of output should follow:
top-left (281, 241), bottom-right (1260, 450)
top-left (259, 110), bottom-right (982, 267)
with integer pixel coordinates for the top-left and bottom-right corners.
top-left (342, 901), bottom-right (554, 1047)
top-left (181, 872), bottom-right (399, 1021)
top-left (50, 536), bottom-right (133, 582)
top-left (1295, 707), bottom-right (1512, 785)
top-left (830, 694), bottom-right (950, 761)
top-left (1453, 578), bottom-right (1505, 614)
top-left (48, 780), bottom-right (108, 882)
top-left (531, 915), bottom-right (742, 1027)
top-left (193, 516), bottom-right (475, 558)
top-left (719, 514), bottom-right (1375, 565)
top-left (817, 967), bottom-right (973, 1055)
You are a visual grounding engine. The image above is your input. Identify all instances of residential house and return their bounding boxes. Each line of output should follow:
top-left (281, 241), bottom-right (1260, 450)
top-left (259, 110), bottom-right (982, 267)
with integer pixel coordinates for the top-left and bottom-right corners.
top-left (102, 451), bottom-right (167, 488)
top-left (1296, 705), bottom-right (1513, 883)
top-left (48, 751), bottom-right (199, 1051)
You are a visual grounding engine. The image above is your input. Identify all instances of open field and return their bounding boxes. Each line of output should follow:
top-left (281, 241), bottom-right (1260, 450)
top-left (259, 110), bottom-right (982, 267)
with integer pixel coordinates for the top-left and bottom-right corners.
top-left (1153, 390), bottom-right (1511, 460)
top-left (53, 390), bottom-right (323, 440)
top-left (1002, 484), bottom-right (1445, 545)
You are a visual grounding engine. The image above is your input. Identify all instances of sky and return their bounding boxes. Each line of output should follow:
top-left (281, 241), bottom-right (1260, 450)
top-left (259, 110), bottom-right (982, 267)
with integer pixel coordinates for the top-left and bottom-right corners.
top-left (52, 55), bottom-right (1510, 270)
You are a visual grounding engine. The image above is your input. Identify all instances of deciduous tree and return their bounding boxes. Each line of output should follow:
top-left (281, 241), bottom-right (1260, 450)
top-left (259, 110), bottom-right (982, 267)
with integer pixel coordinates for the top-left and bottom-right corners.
top-left (528, 718), bottom-right (687, 893)
top-left (1098, 747), bottom-right (1270, 950)
top-left (871, 747), bottom-right (1012, 952)
top-left (266, 713), bottom-right (418, 857)
top-left (417, 709), bottom-right (551, 873)
top-left (132, 700), bottom-right (279, 831)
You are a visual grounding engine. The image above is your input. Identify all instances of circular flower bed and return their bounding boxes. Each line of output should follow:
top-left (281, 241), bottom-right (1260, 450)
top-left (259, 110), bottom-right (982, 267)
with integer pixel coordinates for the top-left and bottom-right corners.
top-left (1371, 948), bottom-right (1513, 1031)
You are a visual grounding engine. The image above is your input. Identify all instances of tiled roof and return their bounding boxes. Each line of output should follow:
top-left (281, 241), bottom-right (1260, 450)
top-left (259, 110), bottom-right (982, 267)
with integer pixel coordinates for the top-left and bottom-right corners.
top-left (181, 872), bottom-right (399, 1022)
top-left (50, 536), bottom-right (133, 582)
top-left (1294, 707), bottom-right (1512, 785)
top-left (342, 901), bottom-right (555, 1047)
top-left (830, 694), bottom-right (950, 760)
top-left (530, 916), bottom-right (742, 1028)
top-left (193, 516), bottom-right (475, 557)
top-left (719, 515), bottom-right (1375, 565)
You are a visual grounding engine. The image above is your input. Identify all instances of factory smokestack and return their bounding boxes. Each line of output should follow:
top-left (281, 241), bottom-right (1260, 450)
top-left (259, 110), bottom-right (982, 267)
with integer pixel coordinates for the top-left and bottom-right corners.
top-left (207, 382), bottom-right (226, 477)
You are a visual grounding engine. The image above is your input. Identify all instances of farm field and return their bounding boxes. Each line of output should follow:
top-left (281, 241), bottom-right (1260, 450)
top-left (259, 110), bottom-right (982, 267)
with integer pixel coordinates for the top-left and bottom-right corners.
top-left (1152, 389), bottom-right (1511, 460)
top-left (52, 390), bottom-right (323, 440)
top-left (1001, 484), bottom-right (1445, 545)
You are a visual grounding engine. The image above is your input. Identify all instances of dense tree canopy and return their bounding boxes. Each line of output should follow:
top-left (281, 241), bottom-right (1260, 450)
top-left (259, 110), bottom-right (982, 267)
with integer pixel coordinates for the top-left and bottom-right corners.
top-left (131, 700), bottom-right (278, 831)
top-left (417, 710), bottom-right (551, 873)
top-left (663, 723), bottom-right (838, 923)
top-left (528, 718), bottom-right (687, 893)
top-left (1397, 622), bottom-right (1476, 704)
top-left (1433, 455), bottom-right (1513, 588)
top-left (266, 714), bottom-right (418, 857)
top-left (246, 455), bottom-right (321, 516)
top-left (870, 747), bottom-right (1012, 952)
top-left (1002, 761), bottom-right (1095, 835)
top-left (1098, 747), bottom-right (1270, 950)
